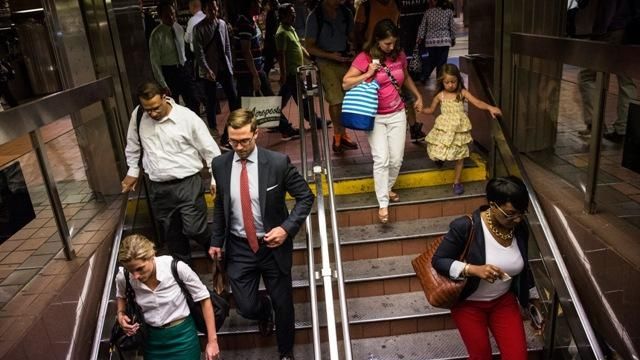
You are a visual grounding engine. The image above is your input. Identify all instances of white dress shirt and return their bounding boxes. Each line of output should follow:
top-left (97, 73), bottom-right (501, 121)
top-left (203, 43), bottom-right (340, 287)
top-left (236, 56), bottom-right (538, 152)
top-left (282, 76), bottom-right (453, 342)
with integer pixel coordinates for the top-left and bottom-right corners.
top-left (115, 255), bottom-right (210, 327)
top-left (229, 148), bottom-right (265, 238)
top-left (124, 97), bottom-right (220, 185)
top-left (185, 10), bottom-right (206, 52)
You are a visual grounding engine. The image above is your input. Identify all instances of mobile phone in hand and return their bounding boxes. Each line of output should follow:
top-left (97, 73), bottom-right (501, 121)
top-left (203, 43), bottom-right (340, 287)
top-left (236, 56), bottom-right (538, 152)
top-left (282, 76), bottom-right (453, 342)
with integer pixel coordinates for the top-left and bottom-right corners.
top-left (372, 59), bottom-right (380, 65)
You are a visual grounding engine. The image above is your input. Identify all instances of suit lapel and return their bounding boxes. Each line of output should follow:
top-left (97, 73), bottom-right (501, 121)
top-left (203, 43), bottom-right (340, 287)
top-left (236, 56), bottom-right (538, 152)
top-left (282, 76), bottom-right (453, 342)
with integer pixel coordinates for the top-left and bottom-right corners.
top-left (223, 152), bottom-right (233, 224)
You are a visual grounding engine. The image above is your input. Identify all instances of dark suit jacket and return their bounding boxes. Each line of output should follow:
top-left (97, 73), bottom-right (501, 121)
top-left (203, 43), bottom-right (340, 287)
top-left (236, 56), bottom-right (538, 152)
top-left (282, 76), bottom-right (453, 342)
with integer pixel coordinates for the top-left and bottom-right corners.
top-left (193, 18), bottom-right (233, 78)
top-left (432, 207), bottom-right (534, 306)
top-left (210, 147), bottom-right (314, 273)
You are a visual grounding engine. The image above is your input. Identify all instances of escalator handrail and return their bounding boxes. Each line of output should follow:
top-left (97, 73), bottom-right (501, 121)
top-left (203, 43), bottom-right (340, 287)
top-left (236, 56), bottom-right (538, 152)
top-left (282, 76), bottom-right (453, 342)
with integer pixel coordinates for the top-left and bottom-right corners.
top-left (88, 193), bottom-right (130, 360)
top-left (465, 54), bottom-right (606, 359)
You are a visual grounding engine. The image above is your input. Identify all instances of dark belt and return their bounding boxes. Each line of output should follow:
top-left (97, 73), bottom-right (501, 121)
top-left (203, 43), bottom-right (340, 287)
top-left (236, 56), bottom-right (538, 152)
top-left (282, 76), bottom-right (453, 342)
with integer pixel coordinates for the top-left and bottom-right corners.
top-left (230, 233), bottom-right (265, 245)
top-left (151, 172), bottom-right (198, 185)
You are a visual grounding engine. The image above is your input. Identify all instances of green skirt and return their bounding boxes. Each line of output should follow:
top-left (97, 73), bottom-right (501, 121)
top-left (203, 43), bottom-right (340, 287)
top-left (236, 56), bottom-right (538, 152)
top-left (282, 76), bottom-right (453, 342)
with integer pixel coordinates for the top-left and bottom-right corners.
top-left (144, 315), bottom-right (201, 360)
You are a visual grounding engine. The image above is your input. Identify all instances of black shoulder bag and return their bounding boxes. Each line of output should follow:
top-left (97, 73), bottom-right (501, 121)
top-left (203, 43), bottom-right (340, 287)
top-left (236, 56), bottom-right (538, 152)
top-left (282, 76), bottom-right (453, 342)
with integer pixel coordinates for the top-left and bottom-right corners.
top-left (171, 258), bottom-right (229, 333)
top-left (109, 270), bottom-right (146, 357)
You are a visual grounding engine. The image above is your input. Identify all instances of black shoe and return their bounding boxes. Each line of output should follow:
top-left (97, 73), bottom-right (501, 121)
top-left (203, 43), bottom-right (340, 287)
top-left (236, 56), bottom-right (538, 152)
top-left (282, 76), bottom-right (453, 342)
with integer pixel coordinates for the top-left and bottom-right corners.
top-left (280, 353), bottom-right (295, 360)
top-left (603, 131), bottom-right (624, 144)
top-left (258, 295), bottom-right (274, 337)
top-left (434, 160), bottom-right (444, 168)
top-left (410, 122), bottom-right (426, 142)
top-left (281, 127), bottom-right (301, 141)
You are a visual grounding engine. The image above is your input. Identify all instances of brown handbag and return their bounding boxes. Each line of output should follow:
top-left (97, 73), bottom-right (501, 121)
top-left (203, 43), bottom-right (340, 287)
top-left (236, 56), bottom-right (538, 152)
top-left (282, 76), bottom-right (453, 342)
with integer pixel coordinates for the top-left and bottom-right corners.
top-left (411, 215), bottom-right (475, 308)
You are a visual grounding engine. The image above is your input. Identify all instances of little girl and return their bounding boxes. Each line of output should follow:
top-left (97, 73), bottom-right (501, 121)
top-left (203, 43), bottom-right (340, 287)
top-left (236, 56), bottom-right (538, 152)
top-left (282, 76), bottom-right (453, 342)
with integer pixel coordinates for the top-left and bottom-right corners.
top-left (422, 63), bottom-right (502, 195)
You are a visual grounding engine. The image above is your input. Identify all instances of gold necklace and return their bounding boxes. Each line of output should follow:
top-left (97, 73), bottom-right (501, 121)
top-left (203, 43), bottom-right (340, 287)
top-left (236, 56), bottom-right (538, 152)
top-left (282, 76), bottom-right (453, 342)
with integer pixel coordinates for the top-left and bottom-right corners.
top-left (483, 210), bottom-right (513, 244)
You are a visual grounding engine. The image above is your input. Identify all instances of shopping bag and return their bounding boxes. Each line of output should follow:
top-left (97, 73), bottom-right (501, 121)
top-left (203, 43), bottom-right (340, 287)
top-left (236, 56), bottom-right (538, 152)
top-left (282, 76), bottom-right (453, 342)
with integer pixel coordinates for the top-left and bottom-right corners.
top-left (341, 80), bottom-right (379, 131)
top-left (241, 92), bottom-right (282, 128)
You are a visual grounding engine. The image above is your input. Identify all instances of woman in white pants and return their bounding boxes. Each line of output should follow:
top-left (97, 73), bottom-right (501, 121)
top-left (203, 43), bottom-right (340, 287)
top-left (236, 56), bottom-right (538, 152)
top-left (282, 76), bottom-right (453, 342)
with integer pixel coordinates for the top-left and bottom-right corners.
top-left (343, 19), bottom-right (423, 223)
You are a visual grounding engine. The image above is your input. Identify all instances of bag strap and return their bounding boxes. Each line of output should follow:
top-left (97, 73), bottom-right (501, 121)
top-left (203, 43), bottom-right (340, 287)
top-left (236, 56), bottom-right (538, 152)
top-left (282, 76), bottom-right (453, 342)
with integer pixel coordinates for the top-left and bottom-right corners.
top-left (381, 64), bottom-right (405, 102)
top-left (457, 215), bottom-right (476, 261)
top-left (171, 258), bottom-right (195, 303)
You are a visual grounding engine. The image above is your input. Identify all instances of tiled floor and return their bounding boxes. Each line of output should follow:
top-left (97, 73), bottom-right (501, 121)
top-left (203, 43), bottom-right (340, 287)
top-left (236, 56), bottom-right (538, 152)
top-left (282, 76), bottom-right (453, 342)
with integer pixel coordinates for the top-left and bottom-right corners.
top-left (0, 114), bottom-right (123, 357)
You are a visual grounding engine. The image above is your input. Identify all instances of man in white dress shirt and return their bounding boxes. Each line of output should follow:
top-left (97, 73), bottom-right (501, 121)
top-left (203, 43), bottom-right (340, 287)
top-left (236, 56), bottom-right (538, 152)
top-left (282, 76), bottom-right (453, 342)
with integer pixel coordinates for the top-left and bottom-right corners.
top-left (149, 2), bottom-right (198, 112)
top-left (185, 0), bottom-right (207, 53)
top-left (121, 81), bottom-right (221, 264)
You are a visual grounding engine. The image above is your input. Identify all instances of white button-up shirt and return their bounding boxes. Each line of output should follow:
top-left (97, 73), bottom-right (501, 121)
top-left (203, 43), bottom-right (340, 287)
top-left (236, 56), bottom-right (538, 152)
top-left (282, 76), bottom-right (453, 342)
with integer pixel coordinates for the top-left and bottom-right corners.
top-left (185, 10), bottom-right (206, 52)
top-left (229, 148), bottom-right (265, 238)
top-left (124, 97), bottom-right (220, 185)
top-left (115, 255), bottom-right (209, 327)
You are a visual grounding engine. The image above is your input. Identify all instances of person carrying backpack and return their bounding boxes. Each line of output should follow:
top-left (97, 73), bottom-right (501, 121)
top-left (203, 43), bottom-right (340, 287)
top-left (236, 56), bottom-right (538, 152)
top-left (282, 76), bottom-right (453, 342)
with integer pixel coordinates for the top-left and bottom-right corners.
top-left (305, 0), bottom-right (360, 153)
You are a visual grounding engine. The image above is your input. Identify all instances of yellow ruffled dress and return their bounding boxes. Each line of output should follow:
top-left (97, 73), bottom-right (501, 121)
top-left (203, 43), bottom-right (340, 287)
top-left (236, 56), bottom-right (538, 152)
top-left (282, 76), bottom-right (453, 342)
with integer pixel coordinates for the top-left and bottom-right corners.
top-left (425, 95), bottom-right (472, 161)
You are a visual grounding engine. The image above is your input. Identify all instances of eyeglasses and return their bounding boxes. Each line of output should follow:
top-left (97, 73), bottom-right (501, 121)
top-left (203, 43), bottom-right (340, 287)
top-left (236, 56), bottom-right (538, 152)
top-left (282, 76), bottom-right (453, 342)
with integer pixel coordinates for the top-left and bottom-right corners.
top-left (228, 135), bottom-right (255, 147)
top-left (491, 202), bottom-right (527, 220)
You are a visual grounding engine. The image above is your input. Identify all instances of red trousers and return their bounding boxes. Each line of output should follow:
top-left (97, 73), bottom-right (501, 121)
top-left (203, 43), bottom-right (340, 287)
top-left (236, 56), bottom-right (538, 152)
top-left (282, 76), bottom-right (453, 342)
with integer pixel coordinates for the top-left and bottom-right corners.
top-left (450, 292), bottom-right (527, 360)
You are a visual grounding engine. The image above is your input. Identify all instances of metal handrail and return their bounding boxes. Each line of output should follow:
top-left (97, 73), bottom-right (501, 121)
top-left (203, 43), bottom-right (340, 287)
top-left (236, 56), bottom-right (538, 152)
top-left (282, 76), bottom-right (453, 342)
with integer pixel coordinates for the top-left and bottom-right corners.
top-left (464, 55), bottom-right (605, 359)
top-left (296, 64), bottom-right (353, 360)
top-left (0, 77), bottom-right (115, 145)
top-left (88, 194), bottom-right (129, 360)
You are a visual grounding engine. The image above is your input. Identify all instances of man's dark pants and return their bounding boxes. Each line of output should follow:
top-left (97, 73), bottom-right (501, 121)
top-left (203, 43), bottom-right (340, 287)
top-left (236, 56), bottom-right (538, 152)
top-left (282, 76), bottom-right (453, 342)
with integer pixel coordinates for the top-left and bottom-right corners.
top-left (162, 64), bottom-right (199, 113)
top-left (226, 233), bottom-right (295, 355)
top-left (147, 173), bottom-right (210, 264)
top-left (201, 68), bottom-right (241, 130)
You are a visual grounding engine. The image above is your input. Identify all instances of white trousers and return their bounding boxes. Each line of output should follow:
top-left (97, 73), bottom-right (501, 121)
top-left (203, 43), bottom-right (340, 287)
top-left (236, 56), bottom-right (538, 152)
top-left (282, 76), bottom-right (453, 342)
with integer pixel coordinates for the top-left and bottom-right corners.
top-left (367, 110), bottom-right (407, 208)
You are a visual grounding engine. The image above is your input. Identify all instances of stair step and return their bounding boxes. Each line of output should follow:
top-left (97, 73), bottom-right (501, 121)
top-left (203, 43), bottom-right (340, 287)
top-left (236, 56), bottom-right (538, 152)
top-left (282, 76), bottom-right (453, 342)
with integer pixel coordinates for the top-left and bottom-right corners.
top-left (216, 292), bottom-right (444, 336)
top-left (304, 154), bottom-right (487, 196)
top-left (193, 214), bottom-right (460, 272)
top-left (215, 324), bottom-right (544, 359)
top-left (329, 180), bottom-right (486, 211)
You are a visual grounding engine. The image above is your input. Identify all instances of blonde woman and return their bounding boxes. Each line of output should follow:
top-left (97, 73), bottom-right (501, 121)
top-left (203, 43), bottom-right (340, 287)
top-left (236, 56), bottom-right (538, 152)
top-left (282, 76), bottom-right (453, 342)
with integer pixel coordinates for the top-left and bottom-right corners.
top-left (115, 234), bottom-right (219, 359)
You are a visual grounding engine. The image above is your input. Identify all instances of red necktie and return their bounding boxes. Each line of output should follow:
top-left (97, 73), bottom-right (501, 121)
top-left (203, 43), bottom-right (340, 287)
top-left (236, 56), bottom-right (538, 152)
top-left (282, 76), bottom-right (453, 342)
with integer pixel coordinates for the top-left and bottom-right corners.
top-left (240, 159), bottom-right (259, 253)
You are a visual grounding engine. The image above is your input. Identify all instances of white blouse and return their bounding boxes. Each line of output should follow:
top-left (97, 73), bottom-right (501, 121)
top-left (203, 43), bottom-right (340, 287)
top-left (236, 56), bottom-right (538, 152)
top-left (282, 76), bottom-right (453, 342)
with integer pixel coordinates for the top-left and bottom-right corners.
top-left (115, 255), bottom-right (209, 327)
top-left (465, 220), bottom-right (524, 301)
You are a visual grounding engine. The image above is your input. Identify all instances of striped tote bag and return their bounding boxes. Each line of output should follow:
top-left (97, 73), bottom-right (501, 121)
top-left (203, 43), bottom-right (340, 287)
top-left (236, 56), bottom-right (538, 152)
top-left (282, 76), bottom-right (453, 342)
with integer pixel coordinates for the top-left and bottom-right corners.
top-left (341, 80), bottom-right (379, 131)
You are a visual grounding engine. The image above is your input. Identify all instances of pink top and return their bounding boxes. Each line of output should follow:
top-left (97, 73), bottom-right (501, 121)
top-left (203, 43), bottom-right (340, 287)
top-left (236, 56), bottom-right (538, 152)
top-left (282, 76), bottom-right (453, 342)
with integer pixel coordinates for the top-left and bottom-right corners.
top-left (351, 51), bottom-right (407, 114)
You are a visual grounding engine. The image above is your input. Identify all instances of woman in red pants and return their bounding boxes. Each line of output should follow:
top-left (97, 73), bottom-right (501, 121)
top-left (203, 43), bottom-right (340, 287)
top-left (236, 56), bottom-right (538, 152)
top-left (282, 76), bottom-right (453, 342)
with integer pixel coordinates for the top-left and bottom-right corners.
top-left (432, 176), bottom-right (542, 359)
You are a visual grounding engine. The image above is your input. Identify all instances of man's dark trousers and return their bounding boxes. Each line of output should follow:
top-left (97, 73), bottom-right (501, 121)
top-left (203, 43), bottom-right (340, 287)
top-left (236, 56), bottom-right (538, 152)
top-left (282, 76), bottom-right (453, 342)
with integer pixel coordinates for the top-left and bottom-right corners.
top-left (147, 173), bottom-right (210, 264)
top-left (226, 233), bottom-right (294, 355)
top-left (162, 64), bottom-right (199, 113)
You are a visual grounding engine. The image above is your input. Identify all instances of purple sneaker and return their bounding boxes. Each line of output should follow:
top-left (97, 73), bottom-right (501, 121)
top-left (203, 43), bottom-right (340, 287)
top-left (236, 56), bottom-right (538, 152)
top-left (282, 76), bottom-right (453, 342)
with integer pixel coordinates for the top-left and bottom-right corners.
top-left (453, 183), bottom-right (464, 195)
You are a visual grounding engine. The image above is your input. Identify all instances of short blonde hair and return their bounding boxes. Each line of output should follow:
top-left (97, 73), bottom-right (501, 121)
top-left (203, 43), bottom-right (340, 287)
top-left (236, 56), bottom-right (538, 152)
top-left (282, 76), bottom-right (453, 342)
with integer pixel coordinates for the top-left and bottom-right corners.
top-left (227, 108), bottom-right (258, 132)
top-left (118, 234), bottom-right (156, 264)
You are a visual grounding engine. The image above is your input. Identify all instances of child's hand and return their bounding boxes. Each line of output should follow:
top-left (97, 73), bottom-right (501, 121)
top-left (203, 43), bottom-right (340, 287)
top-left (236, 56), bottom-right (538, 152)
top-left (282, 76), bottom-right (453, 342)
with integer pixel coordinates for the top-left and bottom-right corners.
top-left (488, 106), bottom-right (503, 119)
top-left (413, 98), bottom-right (424, 112)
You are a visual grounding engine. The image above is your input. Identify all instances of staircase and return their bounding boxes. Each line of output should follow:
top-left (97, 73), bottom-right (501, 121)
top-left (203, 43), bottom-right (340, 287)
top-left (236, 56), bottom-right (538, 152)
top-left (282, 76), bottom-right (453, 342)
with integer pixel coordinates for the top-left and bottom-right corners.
top-left (191, 155), bottom-right (545, 359)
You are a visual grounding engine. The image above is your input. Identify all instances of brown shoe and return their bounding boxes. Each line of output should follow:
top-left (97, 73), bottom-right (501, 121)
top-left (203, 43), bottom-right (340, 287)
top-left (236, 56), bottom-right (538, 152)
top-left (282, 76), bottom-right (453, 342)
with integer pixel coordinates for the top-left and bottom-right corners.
top-left (340, 136), bottom-right (358, 150)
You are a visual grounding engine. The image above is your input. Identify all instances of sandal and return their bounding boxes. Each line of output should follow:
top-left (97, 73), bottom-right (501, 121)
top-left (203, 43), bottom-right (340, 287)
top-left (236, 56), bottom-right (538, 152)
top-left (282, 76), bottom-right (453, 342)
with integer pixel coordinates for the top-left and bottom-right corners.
top-left (378, 207), bottom-right (389, 224)
top-left (389, 191), bottom-right (400, 202)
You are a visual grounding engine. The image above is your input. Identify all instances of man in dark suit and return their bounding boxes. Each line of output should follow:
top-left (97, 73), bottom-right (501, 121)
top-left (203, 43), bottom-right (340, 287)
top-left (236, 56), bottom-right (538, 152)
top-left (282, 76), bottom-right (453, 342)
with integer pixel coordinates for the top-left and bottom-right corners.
top-left (208, 108), bottom-right (314, 360)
